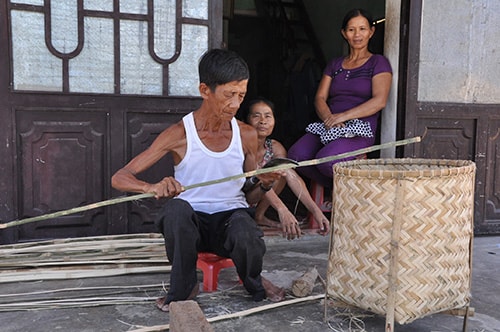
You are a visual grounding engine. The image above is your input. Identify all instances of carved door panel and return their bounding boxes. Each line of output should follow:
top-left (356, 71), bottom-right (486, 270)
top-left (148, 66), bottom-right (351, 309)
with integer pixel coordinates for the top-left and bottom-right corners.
top-left (123, 112), bottom-right (185, 235)
top-left (0, 0), bottom-right (221, 243)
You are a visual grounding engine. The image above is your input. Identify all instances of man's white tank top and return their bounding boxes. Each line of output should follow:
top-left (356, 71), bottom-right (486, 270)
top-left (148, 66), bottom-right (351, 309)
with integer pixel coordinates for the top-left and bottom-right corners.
top-left (175, 112), bottom-right (249, 214)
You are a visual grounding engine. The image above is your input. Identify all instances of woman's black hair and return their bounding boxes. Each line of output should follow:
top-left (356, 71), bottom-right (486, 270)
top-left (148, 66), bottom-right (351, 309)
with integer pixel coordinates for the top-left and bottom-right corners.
top-left (243, 97), bottom-right (275, 122)
top-left (341, 8), bottom-right (374, 30)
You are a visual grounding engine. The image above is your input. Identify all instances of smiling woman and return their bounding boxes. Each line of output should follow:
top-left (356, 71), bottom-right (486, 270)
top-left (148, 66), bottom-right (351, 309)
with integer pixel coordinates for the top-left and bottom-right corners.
top-left (288, 8), bottom-right (392, 192)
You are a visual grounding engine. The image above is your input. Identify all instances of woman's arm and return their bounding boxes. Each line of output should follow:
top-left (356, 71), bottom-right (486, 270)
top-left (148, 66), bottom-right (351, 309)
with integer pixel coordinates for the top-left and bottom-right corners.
top-left (272, 140), bottom-right (330, 234)
top-left (322, 72), bottom-right (392, 129)
top-left (314, 74), bottom-right (334, 122)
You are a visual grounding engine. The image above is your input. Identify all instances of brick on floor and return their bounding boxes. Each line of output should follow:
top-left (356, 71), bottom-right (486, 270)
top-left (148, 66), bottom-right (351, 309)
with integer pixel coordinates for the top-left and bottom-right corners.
top-left (169, 300), bottom-right (214, 332)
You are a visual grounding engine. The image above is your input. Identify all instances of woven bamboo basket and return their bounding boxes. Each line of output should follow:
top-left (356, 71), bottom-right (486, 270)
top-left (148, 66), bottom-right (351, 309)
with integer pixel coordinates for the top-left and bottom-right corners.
top-left (326, 158), bottom-right (475, 327)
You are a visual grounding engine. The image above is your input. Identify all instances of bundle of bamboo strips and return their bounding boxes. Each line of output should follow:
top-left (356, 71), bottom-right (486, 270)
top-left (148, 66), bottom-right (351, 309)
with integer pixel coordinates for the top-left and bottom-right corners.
top-left (0, 283), bottom-right (165, 311)
top-left (0, 233), bottom-right (170, 283)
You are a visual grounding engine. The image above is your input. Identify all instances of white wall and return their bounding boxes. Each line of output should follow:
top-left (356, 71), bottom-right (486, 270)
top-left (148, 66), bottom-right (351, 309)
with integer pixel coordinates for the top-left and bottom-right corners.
top-left (418, 0), bottom-right (500, 104)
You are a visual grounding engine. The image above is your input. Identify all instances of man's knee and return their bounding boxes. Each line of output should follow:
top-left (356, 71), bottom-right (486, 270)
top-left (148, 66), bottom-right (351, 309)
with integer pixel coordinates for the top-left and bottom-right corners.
top-left (226, 210), bottom-right (265, 251)
top-left (155, 198), bottom-right (195, 233)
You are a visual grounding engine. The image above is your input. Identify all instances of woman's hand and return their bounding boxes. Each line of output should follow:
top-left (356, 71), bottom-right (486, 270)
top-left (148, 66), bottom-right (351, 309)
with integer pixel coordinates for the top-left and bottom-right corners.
top-left (315, 215), bottom-right (330, 236)
top-left (323, 113), bottom-right (346, 130)
top-left (277, 208), bottom-right (302, 240)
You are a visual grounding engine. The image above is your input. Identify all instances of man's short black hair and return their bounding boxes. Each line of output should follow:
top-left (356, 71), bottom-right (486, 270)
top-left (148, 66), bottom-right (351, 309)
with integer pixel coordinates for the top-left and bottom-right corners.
top-left (198, 49), bottom-right (249, 91)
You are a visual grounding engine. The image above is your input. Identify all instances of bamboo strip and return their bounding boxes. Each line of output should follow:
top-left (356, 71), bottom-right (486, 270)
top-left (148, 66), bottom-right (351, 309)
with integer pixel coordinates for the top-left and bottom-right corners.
top-left (0, 266), bottom-right (171, 283)
top-left (0, 283), bottom-right (165, 298)
top-left (130, 294), bottom-right (325, 332)
top-left (0, 259), bottom-right (168, 268)
top-left (183, 137), bottom-right (421, 191)
top-left (0, 296), bottom-right (153, 307)
top-left (2, 244), bottom-right (165, 255)
top-left (0, 263), bottom-right (168, 272)
top-left (0, 256), bottom-right (167, 267)
top-left (0, 238), bottom-right (165, 254)
top-left (0, 256), bottom-right (167, 269)
top-left (0, 193), bottom-right (154, 229)
top-left (385, 175), bottom-right (405, 332)
top-left (0, 137), bottom-right (420, 229)
top-left (0, 297), bottom-right (154, 311)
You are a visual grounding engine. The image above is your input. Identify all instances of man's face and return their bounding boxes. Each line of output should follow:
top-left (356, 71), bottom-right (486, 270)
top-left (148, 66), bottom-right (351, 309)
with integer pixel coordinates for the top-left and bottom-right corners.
top-left (205, 80), bottom-right (248, 121)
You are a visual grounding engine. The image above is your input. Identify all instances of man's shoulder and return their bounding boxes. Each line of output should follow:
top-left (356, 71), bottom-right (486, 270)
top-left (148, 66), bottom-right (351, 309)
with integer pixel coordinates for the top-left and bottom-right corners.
top-left (158, 118), bottom-right (186, 142)
top-left (237, 119), bottom-right (256, 136)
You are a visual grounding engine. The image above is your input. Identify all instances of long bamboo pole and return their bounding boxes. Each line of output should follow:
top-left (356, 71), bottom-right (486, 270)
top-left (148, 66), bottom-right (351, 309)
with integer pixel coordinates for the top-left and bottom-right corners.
top-left (0, 136), bottom-right (420, 229)
top-left (130, 294), bottom-right (325, 332)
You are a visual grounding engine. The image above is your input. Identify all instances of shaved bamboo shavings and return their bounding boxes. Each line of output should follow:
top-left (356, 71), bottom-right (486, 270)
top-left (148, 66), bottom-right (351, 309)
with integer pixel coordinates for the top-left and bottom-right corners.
top-left (0, 137), bottom-right (420, 229)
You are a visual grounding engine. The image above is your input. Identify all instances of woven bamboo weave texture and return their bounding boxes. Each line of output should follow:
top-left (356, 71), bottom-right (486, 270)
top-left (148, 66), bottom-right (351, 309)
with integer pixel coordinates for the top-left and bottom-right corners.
top-left (326, 158), bottom-right (475, 324)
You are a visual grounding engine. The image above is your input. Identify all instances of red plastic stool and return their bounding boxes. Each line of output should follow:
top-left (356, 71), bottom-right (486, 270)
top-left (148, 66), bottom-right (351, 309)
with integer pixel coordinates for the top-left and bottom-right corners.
top-left (308, 153), bottom-right (367, 228)
top-left (196, 252), bottom-right (237, 292)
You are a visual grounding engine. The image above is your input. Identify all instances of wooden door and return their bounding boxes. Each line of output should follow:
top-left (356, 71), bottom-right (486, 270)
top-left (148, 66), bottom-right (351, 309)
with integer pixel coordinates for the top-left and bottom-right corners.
top-left (402, 1), bottom-right (500, 234)
top-left (0, 0), bottom-right (223, 243)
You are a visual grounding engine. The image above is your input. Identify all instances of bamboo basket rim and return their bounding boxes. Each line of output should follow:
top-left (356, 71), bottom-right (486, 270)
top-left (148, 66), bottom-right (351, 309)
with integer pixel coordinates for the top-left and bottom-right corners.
top-left (333, 158), bottom-right (475, 179)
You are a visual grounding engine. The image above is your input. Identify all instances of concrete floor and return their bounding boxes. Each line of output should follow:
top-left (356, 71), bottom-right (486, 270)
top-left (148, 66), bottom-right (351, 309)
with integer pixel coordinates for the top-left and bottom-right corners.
top-left (0, 233), bottom-right (499, 332)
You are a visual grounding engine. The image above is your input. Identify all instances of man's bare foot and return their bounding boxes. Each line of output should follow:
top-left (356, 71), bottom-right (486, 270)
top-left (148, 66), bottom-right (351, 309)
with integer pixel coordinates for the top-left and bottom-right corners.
top-left (155, 281), bottom-right (200, 312)
top-left (155, 296), bottom-right (170, 312)
top-left (256, 216), bottom-right (281, 228)
top-left (261, 276), bottom-right (285, 302)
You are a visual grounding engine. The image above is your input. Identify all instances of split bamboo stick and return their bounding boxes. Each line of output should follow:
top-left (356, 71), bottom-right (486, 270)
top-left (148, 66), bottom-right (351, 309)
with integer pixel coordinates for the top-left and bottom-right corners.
top-left (129, 294), bottom-right (325, 332)
top-left (0, 297), bottom-right (154, 311)
top-left (0, 193), bottom-right (154, 229)
top-left (0, 283), bottom-right (165, 298)
top-left (0, 137), bottom-right (420, 229)
top-left (0, 265), bottom-right (171, 283)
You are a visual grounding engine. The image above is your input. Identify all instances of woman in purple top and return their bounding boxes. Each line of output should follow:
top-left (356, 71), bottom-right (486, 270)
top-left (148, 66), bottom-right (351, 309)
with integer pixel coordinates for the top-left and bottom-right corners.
top-left (288, 8), bottom-right (392, 192)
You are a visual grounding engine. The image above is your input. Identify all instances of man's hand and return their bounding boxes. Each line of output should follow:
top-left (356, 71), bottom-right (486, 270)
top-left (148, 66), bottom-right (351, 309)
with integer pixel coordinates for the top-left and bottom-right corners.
top-left (146, 176), bottom-right (183, 199)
